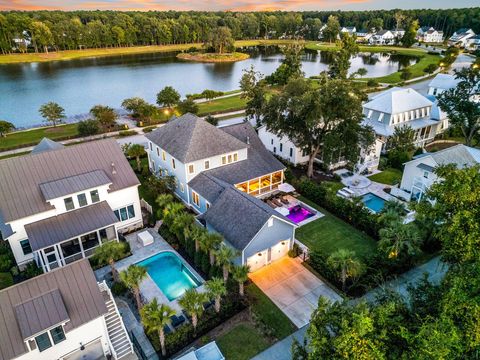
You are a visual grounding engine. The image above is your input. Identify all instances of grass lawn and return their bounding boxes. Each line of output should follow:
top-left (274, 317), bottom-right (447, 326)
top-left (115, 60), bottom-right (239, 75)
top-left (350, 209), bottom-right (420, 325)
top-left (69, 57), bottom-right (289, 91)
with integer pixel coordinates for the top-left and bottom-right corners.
top-left (216, 324), bottom-right (270, 360)
top-left (305, 43), bottom-right (427, 56)
top-left (197, 94), bottom-right (247, 116)
top-left (296, 196), bottom-right (377, 260)
top-left (0, 123), bottom-right (79, 151)
top-left (368, 168), bottom-right (402, 185)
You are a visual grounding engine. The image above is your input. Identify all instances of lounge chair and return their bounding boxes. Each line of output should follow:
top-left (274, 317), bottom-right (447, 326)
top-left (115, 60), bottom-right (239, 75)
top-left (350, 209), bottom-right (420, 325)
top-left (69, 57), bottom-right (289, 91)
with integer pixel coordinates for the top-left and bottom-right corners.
top-left (267, 200), bottom-right (277, 209)
top-left (170, 314), bottom-right (186, 328)
top-left (272, 198), bottom-right (283, 207)
top-left (280, 196), bottom-right (290, 205)
top-left (203, 300), bottom-right (213, 310)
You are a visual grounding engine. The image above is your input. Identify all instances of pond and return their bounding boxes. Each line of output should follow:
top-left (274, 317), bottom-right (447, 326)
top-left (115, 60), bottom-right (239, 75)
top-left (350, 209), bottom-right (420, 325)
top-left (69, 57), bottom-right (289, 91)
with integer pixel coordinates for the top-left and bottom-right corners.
top-left (0, 46), bottom-right (418, 128)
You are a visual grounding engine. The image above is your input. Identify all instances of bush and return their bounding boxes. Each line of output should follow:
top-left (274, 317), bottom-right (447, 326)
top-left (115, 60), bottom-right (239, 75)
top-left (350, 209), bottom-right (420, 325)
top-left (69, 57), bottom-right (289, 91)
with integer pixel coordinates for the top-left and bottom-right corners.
top-left (118, 130), bottom-right (137, 137)
top-left (288, 243), bottom-right (302, 258)
top-left (21, 262), bottom-right (42, 279)
top-left (177, 98), bottom-right (199, 115)
top-left (204, 115), bottom-right (218, 126)
top-left (0, 254), bottom-right (13, 272)
top-left (77, 119), bottom-right (100, 136)
top-left (142, 126), bottom-right (157, 133)
top-left (111, 281), bottom-right (128, 296)
top-left (387, 150), bottom-right (410, 170)
top-left (187, 46), bottom-right (198, 53)
top-left (0, 272), bottom-right (13, 290)
top-left (367, 79), bottom-right (379, 87)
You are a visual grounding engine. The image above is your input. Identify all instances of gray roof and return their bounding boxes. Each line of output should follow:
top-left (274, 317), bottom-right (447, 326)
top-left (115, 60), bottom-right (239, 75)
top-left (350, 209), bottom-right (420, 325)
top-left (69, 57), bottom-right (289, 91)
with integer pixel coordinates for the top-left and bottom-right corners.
top-left (39, 170), bottom-right (112, 201)
top-left (366, 88), bottom-right (433, 114)
top-left (428, 74), bottom-right (460, 91)
top-left (188, 172), bottom-right (230, 204)
top-left (0, 139), bottom-right (139, 223)
top-left (145, 113), bottom-right (247, 163)
top-left (14, 288), bottom-right (69, 340)
top-left (427, 144), bottom-right (480, 169)
top-left (25, 201), bottom-right (118, 251)
top-left (30, 138), bottom-right (65, 155)
top-left (199, 187), bottom-right (293, 250)
top-left (0, 260), bottom-right (107, 360)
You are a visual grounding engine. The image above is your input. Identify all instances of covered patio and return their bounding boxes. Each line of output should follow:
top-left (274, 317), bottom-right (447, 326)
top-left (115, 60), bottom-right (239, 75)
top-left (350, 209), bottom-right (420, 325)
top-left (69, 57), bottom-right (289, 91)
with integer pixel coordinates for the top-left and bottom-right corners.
top-left (235, 170), bottom-right (283, 196)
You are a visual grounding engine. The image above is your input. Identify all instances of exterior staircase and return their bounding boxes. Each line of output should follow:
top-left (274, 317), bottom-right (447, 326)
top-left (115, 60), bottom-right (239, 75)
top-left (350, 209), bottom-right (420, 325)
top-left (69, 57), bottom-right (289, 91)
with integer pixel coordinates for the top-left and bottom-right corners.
top-left (98, 281), bottom-right (135, 359)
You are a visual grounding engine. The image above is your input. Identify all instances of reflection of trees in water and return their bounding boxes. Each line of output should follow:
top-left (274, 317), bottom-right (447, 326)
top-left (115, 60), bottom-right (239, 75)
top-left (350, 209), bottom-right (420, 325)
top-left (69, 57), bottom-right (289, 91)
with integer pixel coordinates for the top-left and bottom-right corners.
top-left (318, 50), bottom-right (336, 64)
top-left (301, 49), bottom-right (318, 62)
top-left (358, 52), bottom-right (381, 66)
top-left (388, 54), bottom-right (419, 70)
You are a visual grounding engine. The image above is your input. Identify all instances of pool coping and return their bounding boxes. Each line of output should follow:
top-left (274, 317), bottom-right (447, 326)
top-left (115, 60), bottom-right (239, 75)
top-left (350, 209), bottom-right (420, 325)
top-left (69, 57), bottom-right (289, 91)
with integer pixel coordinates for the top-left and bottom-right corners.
top-left (361, 192), bottom-right (388, 214)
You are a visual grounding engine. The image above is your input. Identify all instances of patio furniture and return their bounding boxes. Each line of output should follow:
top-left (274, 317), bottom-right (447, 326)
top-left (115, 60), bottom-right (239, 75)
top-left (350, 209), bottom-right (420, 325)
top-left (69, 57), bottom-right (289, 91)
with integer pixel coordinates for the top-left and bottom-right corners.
top-left (137, 230), bottom-right (154, 247)
top-left (170, 314), bottom-right (186, 328)
top-left (182, 309), bottom-right (192, 321)
top-left (272, 198), bottom-right (283, 207)
top-left (203, 301), bottom-right (213, 311)
top-left (164, 325), bottom-right (172, 334)
top-left (266, 200), bottom-right (277, 209)
top-left (280, 196), bottom-right (290, 205)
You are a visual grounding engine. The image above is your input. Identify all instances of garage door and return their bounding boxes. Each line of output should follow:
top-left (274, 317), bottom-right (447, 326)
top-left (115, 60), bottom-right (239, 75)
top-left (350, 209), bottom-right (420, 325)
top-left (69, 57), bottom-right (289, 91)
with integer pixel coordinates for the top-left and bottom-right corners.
top-left (247, 250), bottom-right (268, 272)
top-left (270, 240), bottom-right (290, 262)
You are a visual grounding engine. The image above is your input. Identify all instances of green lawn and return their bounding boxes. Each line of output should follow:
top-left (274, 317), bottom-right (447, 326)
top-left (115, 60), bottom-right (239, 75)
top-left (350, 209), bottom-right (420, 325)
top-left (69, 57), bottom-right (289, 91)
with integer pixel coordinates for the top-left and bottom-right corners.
top-left (197, 94), bottom-right (247, 116)
top-left (296, 197), bottom-right (377, 260)
top-left (368, 168), bottom-right (402, 185)
top-left (305, 43), bottom-right (427, 56)
top-left (216, 324), bottom-right (270, 360)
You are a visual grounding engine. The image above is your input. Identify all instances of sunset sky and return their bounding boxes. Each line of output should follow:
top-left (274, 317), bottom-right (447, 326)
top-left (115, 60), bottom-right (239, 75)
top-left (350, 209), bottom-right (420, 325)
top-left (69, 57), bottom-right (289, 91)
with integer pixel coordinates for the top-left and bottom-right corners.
top-left (0, 0), bottom-right (478, 12)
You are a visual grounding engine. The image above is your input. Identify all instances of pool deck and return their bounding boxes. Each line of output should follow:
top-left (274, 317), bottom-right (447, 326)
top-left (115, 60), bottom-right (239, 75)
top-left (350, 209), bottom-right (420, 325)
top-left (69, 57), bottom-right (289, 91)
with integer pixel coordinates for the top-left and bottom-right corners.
top-left (94, 228), bottom-right (205, 313)
top-left (272, 195), bottom-right (324, 227)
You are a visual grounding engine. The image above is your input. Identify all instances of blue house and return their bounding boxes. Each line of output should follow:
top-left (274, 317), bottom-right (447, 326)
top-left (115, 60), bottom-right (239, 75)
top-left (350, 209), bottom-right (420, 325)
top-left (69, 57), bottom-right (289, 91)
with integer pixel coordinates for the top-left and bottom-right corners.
top-left (146, 114), bottom-right (296, 271)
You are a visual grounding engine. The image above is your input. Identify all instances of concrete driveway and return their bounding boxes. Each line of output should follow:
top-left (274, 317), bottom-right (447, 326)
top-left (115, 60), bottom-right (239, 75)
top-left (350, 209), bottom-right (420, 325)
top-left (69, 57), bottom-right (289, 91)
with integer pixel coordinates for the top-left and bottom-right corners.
top-left (249, 257), bottom-right (341, 328)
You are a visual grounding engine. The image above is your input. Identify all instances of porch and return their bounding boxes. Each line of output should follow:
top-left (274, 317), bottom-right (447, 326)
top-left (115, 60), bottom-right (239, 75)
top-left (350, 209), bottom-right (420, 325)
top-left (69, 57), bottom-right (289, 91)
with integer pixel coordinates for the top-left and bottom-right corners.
top-left (235, 170), bottom-right (284, 197)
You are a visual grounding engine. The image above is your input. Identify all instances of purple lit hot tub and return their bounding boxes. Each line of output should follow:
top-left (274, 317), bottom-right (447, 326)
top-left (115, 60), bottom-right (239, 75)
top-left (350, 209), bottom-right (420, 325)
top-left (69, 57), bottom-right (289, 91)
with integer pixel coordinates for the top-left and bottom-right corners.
top-left (286, 205), bottom-right (315, 224)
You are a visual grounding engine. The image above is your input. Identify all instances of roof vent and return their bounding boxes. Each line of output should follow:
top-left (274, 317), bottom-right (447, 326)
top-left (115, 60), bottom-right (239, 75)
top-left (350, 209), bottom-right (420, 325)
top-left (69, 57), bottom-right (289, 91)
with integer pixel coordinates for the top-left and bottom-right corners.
top-left (111, 162), bottom-right (117, 175)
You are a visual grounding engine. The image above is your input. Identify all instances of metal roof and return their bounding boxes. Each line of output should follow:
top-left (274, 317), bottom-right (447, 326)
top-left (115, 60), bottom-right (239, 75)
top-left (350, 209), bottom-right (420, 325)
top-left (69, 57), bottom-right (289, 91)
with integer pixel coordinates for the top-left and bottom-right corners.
top-left (14, 288), bottom-right (69, 340)
top-left (0, 260), bottom-right (107, 360)
top-left (25, 201), bottom-right (118, 251)
top-left (428, 74), bottom-right (460, 91)
top-left (363, 117), bottom-right (439, 137)
top-left (365, 88), bottom-right (433, 115)
top-left (39, 170), bottom-right (112, 201)
top-left (0, 139), bottom-right (139, 223)
top-left (30, 138), bottom-right (65, 155)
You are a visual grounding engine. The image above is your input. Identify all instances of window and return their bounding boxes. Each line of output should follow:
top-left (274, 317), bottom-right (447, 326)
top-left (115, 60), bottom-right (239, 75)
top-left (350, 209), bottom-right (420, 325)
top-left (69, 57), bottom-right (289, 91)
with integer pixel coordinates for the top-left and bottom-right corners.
top-left (289, 148), bottom-right (293, 157)
top-left (279, 143), bottom-right (283, 152)
top-left (273, 147), bottom-right (276, 154)
top-left (192, 191), bottom-right (200, 207)
top-left (378, 113), bottom-right (384, 122)
top-left (233, 153), bottom-right (238, 161)
top-left (228, 154), bottom-right (232, 163)
top-left (20, 239), bottom-right (32, 255)
top-left (162, 151), bottom-right (166, 161)
top-left (206, 202), bottom-right (211, 209)
top-left (180, 183), bottom-right (184, 193)
top-left (271, 139), bottom-right (273, 145)
top-left (367, 110), bottom-right (373, 119)
top-left (149, 142), bottom-right (152, 151)
top-left (127, 204), bottom-right (135, 218)
top-left (35, 332), bottom-right (52, 352)
top-left (222, 156), bottom-right (227, 165)
top-left (423, 171), bottom-right (429, 179)
top-left (114, 205), bottom-right (136, 222)
top-left (90, 189), bottom-right (100, 203)
top-left (188, 164), bottom-right (195, 174)
top-left (77, 193), bottom-right (87, 207)
top-left (156, 147), bottom-right (160, 156)
top-left (151, 160), bottom-right (155, 170)
top-left (204, 160), bottom-right (210, 170)
top-left (171, 158), bottom-right (176, 169)
top-left (64, 197), bottom-right (74, 211)
top-left (50, 326), bottom-right (66, 345)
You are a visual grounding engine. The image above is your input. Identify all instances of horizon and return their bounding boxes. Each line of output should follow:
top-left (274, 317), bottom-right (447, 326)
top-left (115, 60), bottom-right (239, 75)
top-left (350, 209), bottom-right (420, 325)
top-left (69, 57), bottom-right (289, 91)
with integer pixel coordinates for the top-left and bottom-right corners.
top-left (1, 0), bottom-right (479, 12)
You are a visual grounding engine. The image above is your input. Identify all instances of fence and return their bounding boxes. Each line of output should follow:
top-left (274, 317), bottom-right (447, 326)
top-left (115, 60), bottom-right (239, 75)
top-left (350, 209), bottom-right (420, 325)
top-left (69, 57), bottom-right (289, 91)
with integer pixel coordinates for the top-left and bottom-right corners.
top-left (141, 198), bottom-right (153, 214)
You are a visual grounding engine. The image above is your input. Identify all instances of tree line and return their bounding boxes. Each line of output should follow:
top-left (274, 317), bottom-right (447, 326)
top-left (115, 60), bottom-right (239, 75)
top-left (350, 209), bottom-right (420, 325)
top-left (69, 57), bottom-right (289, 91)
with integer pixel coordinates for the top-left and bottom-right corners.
top-left (1, 8), bottom-right (479, 54)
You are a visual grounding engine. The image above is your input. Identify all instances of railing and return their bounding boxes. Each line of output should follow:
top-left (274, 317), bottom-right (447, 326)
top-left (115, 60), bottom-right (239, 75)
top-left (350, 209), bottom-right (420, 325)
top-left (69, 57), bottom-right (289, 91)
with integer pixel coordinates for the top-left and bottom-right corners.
top-left (140, 199), bottom-right (153, 214)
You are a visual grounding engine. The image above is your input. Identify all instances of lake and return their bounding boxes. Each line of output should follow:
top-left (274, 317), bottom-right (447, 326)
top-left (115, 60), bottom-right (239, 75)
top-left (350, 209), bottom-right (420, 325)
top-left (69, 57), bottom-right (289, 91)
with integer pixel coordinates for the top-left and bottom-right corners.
top-left (0, 46), bottom-right (418, 128)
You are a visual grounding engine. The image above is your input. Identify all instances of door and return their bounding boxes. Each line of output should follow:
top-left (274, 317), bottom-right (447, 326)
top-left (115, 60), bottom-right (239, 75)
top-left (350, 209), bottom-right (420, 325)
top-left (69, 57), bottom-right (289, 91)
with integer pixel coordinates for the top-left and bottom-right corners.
top-left (270, 240), bottom-right (290, 262)
top-left (44, 246), bottom-right (60, 270)
top-left (247, 250), bottom-right (268, 272)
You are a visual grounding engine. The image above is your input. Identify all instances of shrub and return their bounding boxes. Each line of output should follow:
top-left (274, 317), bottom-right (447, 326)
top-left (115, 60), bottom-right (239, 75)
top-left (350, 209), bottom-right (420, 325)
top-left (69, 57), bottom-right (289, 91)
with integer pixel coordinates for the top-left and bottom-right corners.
top-left (288, 243), bottom-right (302, 258)
top-left (177, 98), bottom-right (199, 115)
top-left (118, 130), bottom-right (137, 137)
top-left (204, 115), bottom-right (218, 126)
top-left (0, 272), bottom-right (13, 290)
top-left (77, 119), bottom-right (100, 136)
top-left (142, 126), bottom-right (157, 133)
top-left (387, 150), bottom-right (410, 170)
top-left (367, 79), bottom-right (379, 87)
top-left (187, 46), bottom-right (198, 53)
top-left (21, 262), bottom-right (43, 279)
top-left (0, 254), bottom-right (13, 272)
top-left (111, 281), bottom-right (128, 296)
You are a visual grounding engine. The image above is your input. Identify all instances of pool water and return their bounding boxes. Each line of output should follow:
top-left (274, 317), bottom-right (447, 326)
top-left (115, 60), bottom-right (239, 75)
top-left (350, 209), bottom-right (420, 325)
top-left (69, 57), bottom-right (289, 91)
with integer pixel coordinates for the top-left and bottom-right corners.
top-left (361, 193), bottom-right (386, 213)
top-left (287, 205), bottom-right (315, 224)
top-left (137, 252), bottom-right (201, 301)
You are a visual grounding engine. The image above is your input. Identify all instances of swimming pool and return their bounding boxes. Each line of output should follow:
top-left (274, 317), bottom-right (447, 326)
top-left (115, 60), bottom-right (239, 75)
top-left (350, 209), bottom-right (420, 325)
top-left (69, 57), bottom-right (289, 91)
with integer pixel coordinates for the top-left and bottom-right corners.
top-left (137, 252), bottom-right (201, 301)
top-left (287, 205), bottom-right (316, 224)
top-left (361, 193), bottom-right (386, 213)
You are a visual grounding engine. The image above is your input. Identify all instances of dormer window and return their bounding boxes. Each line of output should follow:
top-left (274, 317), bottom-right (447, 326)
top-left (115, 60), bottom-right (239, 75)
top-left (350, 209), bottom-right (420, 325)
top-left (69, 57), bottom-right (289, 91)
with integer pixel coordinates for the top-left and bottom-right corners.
top-left (77, 193), bottom-right (87, 207)
top-left (233, 153), bottom-right (238, 161)
top-left (204, 160), bottom-right (210, 170)
top-left (162, 151), bottom-right (166, 161)
top-left (378, 113), bottom-right (384, 122)
top-left (64, 197), bottom-right (74, 211)
top-left (367, 110), bottom-right (373, 119)
top-left (156, 147), bottom-right (160, 156)
top-left (90, 189), bottom-right (100, 203)
top-left (35, 325), bottom-right (66, 352)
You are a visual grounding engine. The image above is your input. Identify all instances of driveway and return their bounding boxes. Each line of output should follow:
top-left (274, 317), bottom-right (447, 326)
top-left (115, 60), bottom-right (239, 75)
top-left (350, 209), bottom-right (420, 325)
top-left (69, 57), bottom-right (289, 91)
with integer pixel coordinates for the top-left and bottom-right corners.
top-left (249, 257), bottom-right (342, 328)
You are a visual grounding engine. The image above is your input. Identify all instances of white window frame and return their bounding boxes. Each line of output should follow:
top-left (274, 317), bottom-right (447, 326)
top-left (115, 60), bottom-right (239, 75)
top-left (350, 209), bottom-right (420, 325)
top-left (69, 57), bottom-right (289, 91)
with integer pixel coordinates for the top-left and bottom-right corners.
top-left (180, 183), bottom-right (184, 193)
top-left (192, 191), bottom-right (200, 207)
top-left (162, 151), bottom-right (166, 161)
top-left (204, 160), bottom-right (210, 170)
top-left (188, 164), bottom-right (195, 174)
top-left (171, 158), bottom-right (176, 169)
top-left (156, 147), bottom-right (160, 157)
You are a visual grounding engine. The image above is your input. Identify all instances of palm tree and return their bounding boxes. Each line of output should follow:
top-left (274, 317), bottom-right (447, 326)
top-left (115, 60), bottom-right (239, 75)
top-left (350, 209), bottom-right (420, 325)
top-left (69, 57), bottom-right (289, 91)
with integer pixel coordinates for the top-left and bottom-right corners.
top-left (171, 212), bottom-right (195, 241)
top-left (178, 289), bottom-right (208, 333)
top-left (327, 249), bottom-right (363, 291)
top-left (162, 202), bottom-right (184, 228)
top-left (123, 143), bottom-right (146, 172)
top-left (156, 193), bottom-right (174, 210)
top-left (378, 201), bottom-right (406, 226)
top-left (232, 265), bottom-right (250, 296)
top-left (379, 222), bottom-right (422, 259)
top-left (140, 298), bottom-right (175, 357)
top-left (215, 245), bottom-right (237, 283)
top-left (120, 265), bottom-right (147, 310)
top-left (205, 277), bottom-right (227, 313)
top-left (186, 225), bottom-right (206, 253)
top-left (199, 232), bottom-right (223, 265)
top-left (93, 241), bottom-right (126, 282)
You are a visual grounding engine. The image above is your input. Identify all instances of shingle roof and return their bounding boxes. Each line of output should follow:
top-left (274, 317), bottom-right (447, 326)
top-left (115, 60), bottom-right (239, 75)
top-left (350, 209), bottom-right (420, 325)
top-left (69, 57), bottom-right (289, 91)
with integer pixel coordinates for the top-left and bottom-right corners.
top-left (188, 172), bottom-right (230, 204)
top-left (428, 74), bottom-right (460, 91)
top-left (428, 144), bottom-right (480, 168)
top-left (30, 138), bottom-right (65, 155)
top-left (25, 201), bottom-right (118, 251)
top-left (365, 88), bottom-right (433, 114)
top-left (0, 260), bottom-right (107, 360)
top-left (39, 170), bottom-right (112, 201)
top-left (145, 114), bottom-right (247, 163)
top-left (0, 139), bottom-right (139, 223)
top-left (14, 288), bottom-right (69, 340)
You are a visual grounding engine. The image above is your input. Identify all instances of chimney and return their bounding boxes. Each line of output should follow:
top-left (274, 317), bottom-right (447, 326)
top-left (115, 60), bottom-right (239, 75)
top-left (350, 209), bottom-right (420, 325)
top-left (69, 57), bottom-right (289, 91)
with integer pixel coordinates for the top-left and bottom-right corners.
top-left (111, 162), bottom-right (117, 175)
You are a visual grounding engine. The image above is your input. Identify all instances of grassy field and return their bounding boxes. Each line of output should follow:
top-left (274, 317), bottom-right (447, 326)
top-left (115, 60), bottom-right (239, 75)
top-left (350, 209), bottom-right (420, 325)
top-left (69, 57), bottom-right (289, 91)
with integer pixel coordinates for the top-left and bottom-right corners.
top-left (305, 42), bottom-right (427, 56)
top-left (368, 168), bottom-right (403, 185)
top-left (198, 94), bottom-right (247, 116)
top-left (296, 196), bottom-right (377, 260)
top-left (216, 324), bottom-right (270, 360)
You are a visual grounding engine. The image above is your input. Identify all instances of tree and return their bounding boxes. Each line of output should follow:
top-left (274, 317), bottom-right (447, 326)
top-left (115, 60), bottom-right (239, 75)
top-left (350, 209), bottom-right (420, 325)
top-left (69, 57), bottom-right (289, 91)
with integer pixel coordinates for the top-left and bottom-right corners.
top-left (355, 68), bottom-right (368, 78)
top-left (145, 174), bottom-right (175, 195)
top-left (30, 21), bottom-right (53, 53)
top-left (171, 212), bottom-right (195, 241)
top-left (266, 43), bottom-right (304, 85)
top-left (39, 102), bottom-right (66, 128)
top-left (162, 202), bottom-right (185, 228)
top-left (389, 125), bottom-right (416, 153)
top-left (177, 98), bottom-right (199, 115)
top-left (322, 15), bottom-right (340, 43)
top-left (0, 120), bottom-right (14, 137)
top-left (199, 232), bottom-right (223, 265)
top-left (240, 65), bottom-right (266, 120)
top-left (423, 63), bottom-right (439, 75)
top-left (156, 193), bottom-right (174, 210)
top-left (120, 265), bottom-right (147, 310)
top-left (401, 19), bottom-right (419, 48)
top-left (140, 298), bottom-right (175, 357)
top-left (215, 244), bottom-right (237, 283)
top-left (329, 32), bottom-right (359, 79)
top-left (205, 26), bottom-right (234, 54)
top-left (122, 143), bottom-right (145, 172)
top-left (232, 265), bottom-right (249, 296)
top-left (204, 115), bottom-right (218, 126)
top-left (379, 221), bottom-right (422, 260)
top-left (202, 89), bottom-right (217, 102)
top-left (378, 201), bottom-right (406, 226)
top-left (205, 277), bottom-right (227, 313)
top-left (327, 249), bottom-right (363, 291)
top-left (77, 119), bottom-right (99, 136)
top-left (93, 241), bottom-right (127, 282)
top-left (261, 75), bottom-right (374, 178)
top-left (400, 67), bottom-right (413, 81)
top-left (156, 86), bottom-right (180, 109)
top-left (121, 97), bottom-right (157, 122)
top-left (90, 105), bottom-right (117, 131)
top-left (178, 289), bottom-right (208, 333)
top-left (437, 67), bottom-right (480, 146)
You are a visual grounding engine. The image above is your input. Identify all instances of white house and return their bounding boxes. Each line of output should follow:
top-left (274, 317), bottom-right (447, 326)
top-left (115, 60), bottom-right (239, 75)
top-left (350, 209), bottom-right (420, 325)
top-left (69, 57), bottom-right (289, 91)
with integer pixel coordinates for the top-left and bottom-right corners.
top-left (355, 29), bottom-right (372, 42)
top-left (467, 35), bottom-right (480, 50)
top-left (417, 27), bottom-right (444, 43)
top-left (0, 259), bottom-right (133, 360)
top-left (396, 144), bottom-right (480, 201)
top-left (428, 73), bottom-right (461, 96)
top-left (448, 28), bottom-right (475, 47)
top-left (340, 26), bottom-right (356, 35)
top-left (0, 138), bottom-right (142, 272)
top-left (369, 30), bottom-right (395, 45)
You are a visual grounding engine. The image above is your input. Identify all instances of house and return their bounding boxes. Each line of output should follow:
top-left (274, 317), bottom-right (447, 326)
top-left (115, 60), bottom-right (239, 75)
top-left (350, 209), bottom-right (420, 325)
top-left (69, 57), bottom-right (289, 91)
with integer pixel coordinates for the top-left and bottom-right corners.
top-left (146, 114), bottom-right (296, 271)
top-left (393, 29), bottom-right (405, 39)
top-left (467, 35), bottom-right (480, 50)
top-left (369, 30), bottom-right (395, 45)
top-left (0, 138), bottom-right (142, 272)
top-left (448, 28), bottom-right (475, 47)
top-left (396, 144), bottom-right (480, 201)
top-left (428, 73), bottom-right (461, 96)
top-left (340, 26), bottom-right (356, 35)
top-left (417, 27), bottom-right (444, 43)
top-left (0, 259), bottom-right (133, 360)
top-left (355, 29), bottom-right (372, 42)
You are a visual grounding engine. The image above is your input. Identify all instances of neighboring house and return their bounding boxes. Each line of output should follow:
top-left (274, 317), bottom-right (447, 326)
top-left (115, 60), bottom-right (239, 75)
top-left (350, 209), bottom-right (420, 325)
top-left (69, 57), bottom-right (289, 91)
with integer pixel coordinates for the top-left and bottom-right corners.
top-left (467, 35), bottom-right (480, 50)
top-left (428, 73), bottom-right (461, 97)
top-left (393, 29), bottom-right (405, 39)
top-left (417, 27), bottom-right (444, 43)
top-left (448, 28), bottom-right (475, 47)
top-left (340, 26), bottom-right (356, 35)
top-left (355, 29), bottom-right (372, 42)
top-left (0, 138), bottom-right (142, 272)
top-left (146, 114), bottom-right (296, 272)
top-left (396, 144), bottom-right (480, 201)
top-left (369, 30), bottom-right (395, 45)
top-left (0, 259), bottom-right (133, 360)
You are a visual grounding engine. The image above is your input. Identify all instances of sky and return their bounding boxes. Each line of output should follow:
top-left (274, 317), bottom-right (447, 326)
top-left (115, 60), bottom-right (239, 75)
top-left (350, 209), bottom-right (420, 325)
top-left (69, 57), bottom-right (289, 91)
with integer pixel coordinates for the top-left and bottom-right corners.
top-left (0, 0), bottom-right (478, 12)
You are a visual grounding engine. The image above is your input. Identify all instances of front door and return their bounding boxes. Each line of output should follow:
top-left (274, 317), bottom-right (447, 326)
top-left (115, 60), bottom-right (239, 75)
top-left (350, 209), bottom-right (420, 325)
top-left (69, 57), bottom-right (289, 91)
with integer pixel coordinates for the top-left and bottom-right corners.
top-left (44, 246), bottom-right (60, 270)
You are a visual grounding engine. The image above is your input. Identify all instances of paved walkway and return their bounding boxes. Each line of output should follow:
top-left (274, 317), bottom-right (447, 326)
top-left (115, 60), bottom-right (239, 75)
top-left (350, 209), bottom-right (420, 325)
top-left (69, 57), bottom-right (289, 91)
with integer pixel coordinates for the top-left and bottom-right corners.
top-left (249, 257), bottom-right (341, 328)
